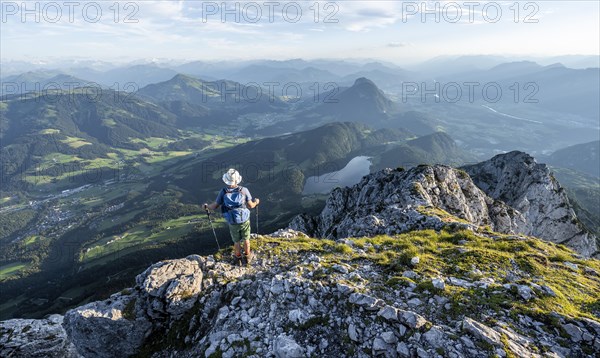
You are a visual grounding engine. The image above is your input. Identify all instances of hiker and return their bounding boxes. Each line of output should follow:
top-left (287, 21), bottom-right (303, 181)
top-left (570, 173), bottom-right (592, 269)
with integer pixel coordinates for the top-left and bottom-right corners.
top-left (204, 168), bottom-right (260, 265)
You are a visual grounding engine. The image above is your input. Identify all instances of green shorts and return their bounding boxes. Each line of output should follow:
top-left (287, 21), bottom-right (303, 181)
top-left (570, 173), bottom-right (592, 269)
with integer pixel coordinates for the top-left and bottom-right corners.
top-left (229, 220), bottom-right (251, 243)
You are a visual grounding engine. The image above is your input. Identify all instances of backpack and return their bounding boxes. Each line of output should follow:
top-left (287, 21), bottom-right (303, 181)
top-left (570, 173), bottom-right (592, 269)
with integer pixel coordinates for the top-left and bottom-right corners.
top-left (221, 186), bottom-right (250, 225)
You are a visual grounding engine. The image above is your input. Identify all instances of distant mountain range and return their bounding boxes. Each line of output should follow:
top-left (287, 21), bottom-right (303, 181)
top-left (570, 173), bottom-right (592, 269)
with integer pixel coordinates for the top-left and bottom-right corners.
top-left (1, 72), bottom-right (94, 96)
top-left (414, 55), bottom-right (599, 77)
top-left (434, 61), bottom-right (600, 120)
top-left (3, 58), bottom-right (598, 121)
top-left (3, 65), bottom-right (597, 194)
top-left (0, 74), bottom-right (445, 192)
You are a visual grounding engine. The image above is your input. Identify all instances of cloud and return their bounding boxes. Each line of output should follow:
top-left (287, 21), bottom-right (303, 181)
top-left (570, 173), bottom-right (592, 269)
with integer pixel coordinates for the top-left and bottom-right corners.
top-left (339, 1), bottom-right (402, 32)
top-left (1, 0), bottom-right (598, 63)
top-left (387, 42), bottom-right (409, 48)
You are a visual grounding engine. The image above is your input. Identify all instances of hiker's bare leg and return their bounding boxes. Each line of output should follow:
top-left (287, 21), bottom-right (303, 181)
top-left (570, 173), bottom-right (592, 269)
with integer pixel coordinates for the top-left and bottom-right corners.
top-left (243, 239), bottom-right (250, 255)
top-left (234, 242), bottom-right (242, 257)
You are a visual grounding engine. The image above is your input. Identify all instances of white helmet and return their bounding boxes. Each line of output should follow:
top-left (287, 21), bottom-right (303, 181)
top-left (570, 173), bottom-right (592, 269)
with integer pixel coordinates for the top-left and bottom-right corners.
top-left (222, 168), bottom-right (242, 185)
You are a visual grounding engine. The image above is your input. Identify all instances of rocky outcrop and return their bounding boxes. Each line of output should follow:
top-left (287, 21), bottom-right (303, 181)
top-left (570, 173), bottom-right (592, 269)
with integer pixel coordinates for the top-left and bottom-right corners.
top-left (291, 152), bottom-right (598, 257)
top-left (291, 165), bottom-right (524, 239)
top-left (63, 293), bottom-right (150, 358)
top-left (135, 255), bottom-right (204, 320)
top-left (464, 151), bottom-right (598, 257)
top-left (62, 254), bottom-right (205, 357)
top-left (0, 315), bottom-right (80, 358)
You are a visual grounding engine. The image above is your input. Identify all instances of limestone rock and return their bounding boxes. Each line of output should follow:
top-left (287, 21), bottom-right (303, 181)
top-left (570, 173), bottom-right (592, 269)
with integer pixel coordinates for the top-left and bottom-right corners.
top-left (135, 254), bottom-right (204, 319)
top-left (63, 294), bottom-right (151, 358)
top-left (462, 317), bottom-right (502, 347)
top-left (0, 315), bottom-right (80, 358)
top-left (274, 334), bottom-right (304, 358)
top-left (464, 151), bottom-right (598, 257)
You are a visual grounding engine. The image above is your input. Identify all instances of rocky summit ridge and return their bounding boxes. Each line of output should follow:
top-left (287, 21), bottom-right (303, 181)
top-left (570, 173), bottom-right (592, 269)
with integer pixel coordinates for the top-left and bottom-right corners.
top-left (1, 151), bottom-right (599, 358)
top-left (291, 151), bottom-right (598, 258)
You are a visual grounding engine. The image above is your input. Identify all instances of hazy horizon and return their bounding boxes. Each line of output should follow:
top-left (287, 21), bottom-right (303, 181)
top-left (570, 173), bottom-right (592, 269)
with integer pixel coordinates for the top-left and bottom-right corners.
top-left (1, 54), bottom-right (599, 78)
top-left (1, 1), bottom-right (598, 65)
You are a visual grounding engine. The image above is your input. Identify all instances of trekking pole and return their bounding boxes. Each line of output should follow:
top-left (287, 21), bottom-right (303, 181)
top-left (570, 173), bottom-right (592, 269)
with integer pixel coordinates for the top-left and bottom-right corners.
top-left (255, 205), bottom-right (259, 234)
top-left (204, 207), bottom-right (221, 250)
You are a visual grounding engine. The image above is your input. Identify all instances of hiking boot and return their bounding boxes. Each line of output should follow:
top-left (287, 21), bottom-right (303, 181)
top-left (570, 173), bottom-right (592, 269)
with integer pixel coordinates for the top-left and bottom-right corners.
top-left (231, 254), bottom-right (243, 266)
top-left (243, 251), bottom-right (254, 266)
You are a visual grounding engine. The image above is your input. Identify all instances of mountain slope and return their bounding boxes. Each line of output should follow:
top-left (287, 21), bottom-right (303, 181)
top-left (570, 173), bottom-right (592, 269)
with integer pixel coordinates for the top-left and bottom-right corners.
top-left (174, 122), bottom-right (411, 224)
top-left (1, 90), bottom-right (178, 146)
top-left (298, 78), bottom-right (396, 128)
top-left (388, 111), bottom-right (438, 136)
top-left (211, 122), bottom-right (380, 168)
top-left (2, 226), bottom-right (599, 357)
top-left (544, 140), bottom-right (600, 177)
top-left (1, 72), bottom-right (93, 95)
top-left (551, 167), bottom-right (600, 236)
top-left (409, 132), bottom-right (460, 155)
top-left (372, 132), bottom-right (473, 171)
top-left (138, 74), bottom-right (286, 112)
top-left (0, 89), bottom-right (182, 190)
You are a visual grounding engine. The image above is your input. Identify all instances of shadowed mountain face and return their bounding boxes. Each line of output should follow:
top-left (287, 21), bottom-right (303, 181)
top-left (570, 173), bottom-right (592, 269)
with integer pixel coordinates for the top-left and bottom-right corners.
top-left (373, 132), bottom-right (473, 171)
top-left (387, 111), bottom-right (438, 136)
top-left (550, 168), bottom-right (600, 237)
top-left (544, 140), bottom-right (600, 178)
top-left (311, 77), bottom-right (395, 123)
top-left (175, 122), bottom-right (468, 219)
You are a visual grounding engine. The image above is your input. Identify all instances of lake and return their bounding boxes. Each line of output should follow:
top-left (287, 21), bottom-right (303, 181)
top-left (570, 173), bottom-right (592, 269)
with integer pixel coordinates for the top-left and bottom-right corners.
top-left (303, 156), bottom-right (372, 195)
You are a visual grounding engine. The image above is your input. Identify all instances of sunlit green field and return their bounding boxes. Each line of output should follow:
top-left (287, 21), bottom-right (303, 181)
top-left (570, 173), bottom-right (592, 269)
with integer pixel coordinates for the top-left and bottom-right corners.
top-left (0, 197), bottom-right (13, 205)
top-left (0, 261), bottom-right (30, 280)
top-left (21, 235), bottom-right (41, 247)
top-left (61, 136), bottom-right (92, 148)
top-left (80, 215), bottom-right (223, 268)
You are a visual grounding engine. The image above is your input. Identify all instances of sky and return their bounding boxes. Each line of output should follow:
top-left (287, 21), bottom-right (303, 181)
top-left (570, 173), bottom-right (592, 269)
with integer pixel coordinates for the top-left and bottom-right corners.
top-left (1, 0), bottom-right (599, 65)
